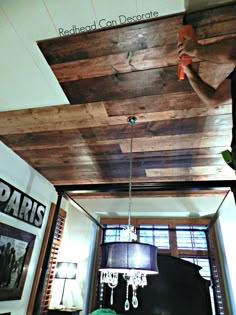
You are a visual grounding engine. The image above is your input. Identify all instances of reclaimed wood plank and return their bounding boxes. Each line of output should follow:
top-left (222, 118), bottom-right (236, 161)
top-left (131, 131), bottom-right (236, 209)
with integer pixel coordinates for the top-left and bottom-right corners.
top-left (1, 113), bottom-right (231, 150)
top-left (51, 45), bottom-right (178, 82)
top-left (37, 14), bottom-right (183, 64)
top-left (39, 171), bottom-right (236, 185)
top-left (36, 164), bottom-right (146, 178)
top-left (50, 34), bottom-right (236, 83)
top-left (60, 66), bottom-right (193, 104)
top-left (89, 115), bottom-right (232, 141)
top-left (15, 144), bottom-right (122, 158)
top-left (185, 3), bottom-right (236, 39)
top-left (119, 131), bottom-right (232, 152)
top-left (104, 91), bottom-right (231, 116)
top-left (26, 155), bottom-right (225, 169)
top-left (0, 99), bottom-right (231, 135)
top-left (15, 146), bottom-right (227, 161)
top-left (145, 165), bottom-right (234, 177)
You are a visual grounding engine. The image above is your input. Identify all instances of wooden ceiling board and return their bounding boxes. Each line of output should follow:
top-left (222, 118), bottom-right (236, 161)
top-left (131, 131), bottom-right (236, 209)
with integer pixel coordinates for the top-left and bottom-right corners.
top-left (37, 14), bottom-right (183, 65)
top-left (59, 65), bottom-right (194, 104)
top-left (0, 93), bottom-right (231, 135)
top-left (1, 3), bottom-right (236, 197)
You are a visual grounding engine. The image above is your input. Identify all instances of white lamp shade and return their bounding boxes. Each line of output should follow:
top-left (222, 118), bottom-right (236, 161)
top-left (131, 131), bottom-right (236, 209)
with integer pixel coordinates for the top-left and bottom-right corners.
top-left (55, 262), bottom-right (78, 279)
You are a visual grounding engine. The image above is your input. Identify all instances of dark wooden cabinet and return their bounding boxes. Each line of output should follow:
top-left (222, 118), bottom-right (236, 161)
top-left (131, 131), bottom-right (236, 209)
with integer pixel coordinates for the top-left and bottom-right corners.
top-left (48, 309), bottom-right (81, 315)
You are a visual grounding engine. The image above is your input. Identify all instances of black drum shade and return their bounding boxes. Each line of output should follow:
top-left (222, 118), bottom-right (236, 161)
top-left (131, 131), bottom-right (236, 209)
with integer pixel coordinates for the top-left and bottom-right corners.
top-left (100, 242), bottom-right (158, 273)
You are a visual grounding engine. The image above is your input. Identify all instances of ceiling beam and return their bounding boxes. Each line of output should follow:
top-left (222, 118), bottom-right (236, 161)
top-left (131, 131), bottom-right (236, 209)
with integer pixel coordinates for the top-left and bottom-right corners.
top-left (55, 180), bottom-right (236, 194)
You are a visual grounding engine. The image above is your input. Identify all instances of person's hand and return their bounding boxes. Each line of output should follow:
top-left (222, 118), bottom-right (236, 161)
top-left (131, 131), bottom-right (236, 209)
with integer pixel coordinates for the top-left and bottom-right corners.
top-left (178, 36), bottom-right (199, 57)
top-left (182, 63), bottom-right (192, 74)
top-left (182, 64), bottom-right (196, 79)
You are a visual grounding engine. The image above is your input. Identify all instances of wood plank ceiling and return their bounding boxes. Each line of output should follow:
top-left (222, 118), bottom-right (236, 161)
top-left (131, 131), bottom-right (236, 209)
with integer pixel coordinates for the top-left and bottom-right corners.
top-left (1, 3), bottom-right (236, 196)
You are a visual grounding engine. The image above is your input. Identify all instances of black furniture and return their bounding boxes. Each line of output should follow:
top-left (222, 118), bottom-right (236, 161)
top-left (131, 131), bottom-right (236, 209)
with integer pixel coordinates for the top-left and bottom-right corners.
top-left (102, 254), bottom-right (213, 315)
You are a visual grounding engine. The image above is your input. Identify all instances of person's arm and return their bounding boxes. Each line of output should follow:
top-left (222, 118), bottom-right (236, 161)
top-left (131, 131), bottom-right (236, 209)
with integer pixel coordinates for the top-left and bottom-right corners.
top-left (183, 64), bottom-right (231, 106)
top-left (178, 36), bottom-right (236, 64)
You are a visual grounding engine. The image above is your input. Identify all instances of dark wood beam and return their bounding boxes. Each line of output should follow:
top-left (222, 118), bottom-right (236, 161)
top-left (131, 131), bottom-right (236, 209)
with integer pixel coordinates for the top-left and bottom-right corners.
top-left (55, 180), bottom-right (236, 194)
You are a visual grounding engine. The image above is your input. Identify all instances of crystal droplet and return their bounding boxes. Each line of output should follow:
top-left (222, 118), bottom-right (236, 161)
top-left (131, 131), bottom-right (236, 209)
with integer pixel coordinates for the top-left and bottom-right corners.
top-left (124, 299), bottom-right (130, 311)
top-left (132, 295), bottom-right (138, 308)
top-left (110, 288), bottom-right (113, 305)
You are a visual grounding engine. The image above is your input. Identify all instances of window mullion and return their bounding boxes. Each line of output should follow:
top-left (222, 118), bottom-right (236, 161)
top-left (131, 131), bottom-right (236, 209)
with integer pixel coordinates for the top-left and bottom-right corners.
top-left (169, 223), bottom-right (178, 256)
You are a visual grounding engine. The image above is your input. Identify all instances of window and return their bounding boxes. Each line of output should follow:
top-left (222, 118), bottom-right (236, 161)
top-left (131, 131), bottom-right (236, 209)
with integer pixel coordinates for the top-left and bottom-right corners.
top-left (103, 224), bottom-right (128, 242)
top-left (139, 224), bottom-right (170, 249)
top-left (176, 225), bottom-right (207, 251)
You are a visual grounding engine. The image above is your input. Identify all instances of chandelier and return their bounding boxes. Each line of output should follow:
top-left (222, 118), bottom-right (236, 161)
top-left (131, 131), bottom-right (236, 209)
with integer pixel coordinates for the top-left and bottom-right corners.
top-left (99, 116), bottom-right (158, 311)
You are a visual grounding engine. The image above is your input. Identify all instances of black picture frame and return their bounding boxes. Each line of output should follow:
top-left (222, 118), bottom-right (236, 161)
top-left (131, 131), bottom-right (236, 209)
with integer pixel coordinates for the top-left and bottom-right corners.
top-left (0, 222), bottom-right (36, 300)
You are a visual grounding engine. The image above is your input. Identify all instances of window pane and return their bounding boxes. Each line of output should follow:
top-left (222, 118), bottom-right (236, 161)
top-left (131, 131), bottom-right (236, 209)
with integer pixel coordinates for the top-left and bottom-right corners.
top-left (104, 224), bottom-right (127, 242)
top-left (139, 224), bottom-right (170, 249)
top-left (182, 257), bottom-right (210, 279)
top-left (176, 225), bottom-right (207, 250)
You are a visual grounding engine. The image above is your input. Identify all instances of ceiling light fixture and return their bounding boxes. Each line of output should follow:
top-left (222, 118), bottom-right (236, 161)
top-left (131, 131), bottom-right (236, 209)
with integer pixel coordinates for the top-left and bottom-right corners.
top-left (99, 116), bottom-right (158, 311)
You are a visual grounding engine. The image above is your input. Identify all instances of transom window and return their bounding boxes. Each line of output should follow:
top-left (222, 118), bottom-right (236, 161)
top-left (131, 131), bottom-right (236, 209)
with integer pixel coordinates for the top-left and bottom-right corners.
top-left (103, 224), bottom-right (127, 242)
top-left (138, 224), bottom-right (170, 249)
top-left (176, 225), bottom-right (208, 250)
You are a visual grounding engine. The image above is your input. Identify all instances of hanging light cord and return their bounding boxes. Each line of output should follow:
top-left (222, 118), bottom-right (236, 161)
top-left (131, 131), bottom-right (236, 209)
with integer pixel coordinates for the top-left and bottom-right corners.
top-left (128, 117), bottom-right (136, 226)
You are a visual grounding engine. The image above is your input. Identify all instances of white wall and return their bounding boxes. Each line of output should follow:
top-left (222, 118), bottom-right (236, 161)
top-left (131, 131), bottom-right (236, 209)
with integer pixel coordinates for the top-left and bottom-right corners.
top-left (215, 191), bottom-right (236, 313)
top-left (0, 141), bottom-right (57, 315)
top-left (49, 201), bottom-right (95, 313)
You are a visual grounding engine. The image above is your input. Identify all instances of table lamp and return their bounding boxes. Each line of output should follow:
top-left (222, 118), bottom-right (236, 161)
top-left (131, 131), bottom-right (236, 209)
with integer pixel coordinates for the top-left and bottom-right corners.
top-left (55, 262), bottom-right (78, 306)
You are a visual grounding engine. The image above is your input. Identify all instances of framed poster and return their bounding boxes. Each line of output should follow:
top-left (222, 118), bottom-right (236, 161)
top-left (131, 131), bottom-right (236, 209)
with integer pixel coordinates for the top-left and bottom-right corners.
top-left (0, 178), bottom-right (46, 228)
top-left (0, 222), bottom-right (36, 300)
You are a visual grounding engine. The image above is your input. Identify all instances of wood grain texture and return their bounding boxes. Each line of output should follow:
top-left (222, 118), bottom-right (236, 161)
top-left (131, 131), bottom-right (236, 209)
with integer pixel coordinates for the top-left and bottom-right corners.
top-left (1, 3), bottom-right (236, 194)
top-left (0, 98), bottom-right (231, 136)
top-left (37, 14), bottom-right (183, 64)
top-left (60, 66), bottom-right (193, 104)
top-left (51, 45), bottom-right (179, 82)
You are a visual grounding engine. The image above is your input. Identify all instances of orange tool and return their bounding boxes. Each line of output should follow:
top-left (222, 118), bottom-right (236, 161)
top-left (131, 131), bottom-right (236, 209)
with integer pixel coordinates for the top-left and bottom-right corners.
top-left (178, 25), bottom-right (196, 80)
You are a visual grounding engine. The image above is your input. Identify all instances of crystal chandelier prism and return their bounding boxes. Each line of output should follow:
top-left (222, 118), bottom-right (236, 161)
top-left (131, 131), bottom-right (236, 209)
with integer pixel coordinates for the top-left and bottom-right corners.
top-left (99, 117), bottom-right (158, 311)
